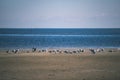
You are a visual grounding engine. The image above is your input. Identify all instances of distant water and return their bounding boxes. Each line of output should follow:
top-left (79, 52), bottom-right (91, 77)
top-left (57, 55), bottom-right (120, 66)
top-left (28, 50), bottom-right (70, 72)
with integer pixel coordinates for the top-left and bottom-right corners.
top-left (0, 28), bottom-right (120, 49)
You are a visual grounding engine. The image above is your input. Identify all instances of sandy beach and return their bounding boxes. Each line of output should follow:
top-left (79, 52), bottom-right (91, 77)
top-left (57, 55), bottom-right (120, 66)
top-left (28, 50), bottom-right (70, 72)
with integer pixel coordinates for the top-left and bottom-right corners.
top-left (0, 48), bottom-right (120, 80)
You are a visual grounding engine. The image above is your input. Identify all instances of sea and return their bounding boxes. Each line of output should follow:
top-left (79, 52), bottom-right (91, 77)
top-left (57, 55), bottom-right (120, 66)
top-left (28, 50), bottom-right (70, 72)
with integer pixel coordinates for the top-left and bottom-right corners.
top-left (0, 28), bottom-right (120, 49)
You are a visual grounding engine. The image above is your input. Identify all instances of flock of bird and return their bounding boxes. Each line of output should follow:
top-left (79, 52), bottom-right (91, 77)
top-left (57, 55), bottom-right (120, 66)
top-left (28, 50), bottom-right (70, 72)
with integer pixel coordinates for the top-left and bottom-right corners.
top-left (6, 48), bottom-right (105, 54)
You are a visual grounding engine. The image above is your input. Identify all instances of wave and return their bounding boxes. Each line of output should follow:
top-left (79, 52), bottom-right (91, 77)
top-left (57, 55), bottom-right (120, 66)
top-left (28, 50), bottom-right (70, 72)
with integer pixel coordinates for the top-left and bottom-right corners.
top-left (0, 34), bottom-right (120, 37)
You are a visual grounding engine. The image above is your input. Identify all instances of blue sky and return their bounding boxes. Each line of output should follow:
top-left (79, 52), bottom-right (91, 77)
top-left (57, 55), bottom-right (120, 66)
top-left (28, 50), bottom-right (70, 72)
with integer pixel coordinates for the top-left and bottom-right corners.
top-left (0, 0), bottom-right (120, 28)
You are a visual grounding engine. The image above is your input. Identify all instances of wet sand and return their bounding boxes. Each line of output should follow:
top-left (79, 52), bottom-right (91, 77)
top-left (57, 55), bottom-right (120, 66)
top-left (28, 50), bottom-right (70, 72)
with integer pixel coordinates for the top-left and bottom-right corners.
top-left (0, 48), bottom-right (120, 80)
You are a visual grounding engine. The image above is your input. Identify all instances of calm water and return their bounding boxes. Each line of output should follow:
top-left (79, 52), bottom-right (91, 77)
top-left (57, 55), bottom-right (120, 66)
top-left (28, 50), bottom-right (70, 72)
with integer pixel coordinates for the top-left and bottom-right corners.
top-left (0, 28), bottom-right (120, 49)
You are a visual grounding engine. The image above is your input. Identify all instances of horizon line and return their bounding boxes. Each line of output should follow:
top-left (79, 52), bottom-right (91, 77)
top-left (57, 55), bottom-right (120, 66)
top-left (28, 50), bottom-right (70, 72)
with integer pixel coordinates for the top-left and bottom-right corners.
top-left (0, 27), bottom-right (120, 29)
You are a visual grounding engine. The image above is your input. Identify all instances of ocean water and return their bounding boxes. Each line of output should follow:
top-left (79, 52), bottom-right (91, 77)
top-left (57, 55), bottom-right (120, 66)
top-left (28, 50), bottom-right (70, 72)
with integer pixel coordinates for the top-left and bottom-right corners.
top-left (0, 28), bottom-right (120, 49)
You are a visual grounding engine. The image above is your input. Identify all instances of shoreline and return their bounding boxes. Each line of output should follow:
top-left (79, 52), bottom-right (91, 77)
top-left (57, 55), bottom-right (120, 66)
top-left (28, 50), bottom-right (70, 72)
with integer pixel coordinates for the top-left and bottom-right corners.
top-left (0, 47), bottom-right (120, 56)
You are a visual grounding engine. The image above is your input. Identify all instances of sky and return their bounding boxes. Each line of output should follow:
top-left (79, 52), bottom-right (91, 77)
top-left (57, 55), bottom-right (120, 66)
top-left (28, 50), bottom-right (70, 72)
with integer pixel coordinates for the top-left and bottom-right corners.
top-left (0, 0), bottom-right (120, 28)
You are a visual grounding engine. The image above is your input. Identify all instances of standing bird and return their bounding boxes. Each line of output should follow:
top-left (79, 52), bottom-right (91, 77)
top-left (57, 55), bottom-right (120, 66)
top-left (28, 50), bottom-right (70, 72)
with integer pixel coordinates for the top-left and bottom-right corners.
top-left (89, 49), bottom-right (95, 54)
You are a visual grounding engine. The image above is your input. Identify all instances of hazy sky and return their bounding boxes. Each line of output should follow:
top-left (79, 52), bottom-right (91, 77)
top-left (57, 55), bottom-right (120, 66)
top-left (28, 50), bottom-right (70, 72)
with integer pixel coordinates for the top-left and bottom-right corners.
top-left (0, 0), bottom-right (120, 28)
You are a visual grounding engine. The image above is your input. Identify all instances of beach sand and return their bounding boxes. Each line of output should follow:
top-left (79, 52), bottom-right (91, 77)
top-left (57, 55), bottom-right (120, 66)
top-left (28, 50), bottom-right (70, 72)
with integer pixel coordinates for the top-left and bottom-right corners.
top-left (0, 48), bottom-right (120, 80)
